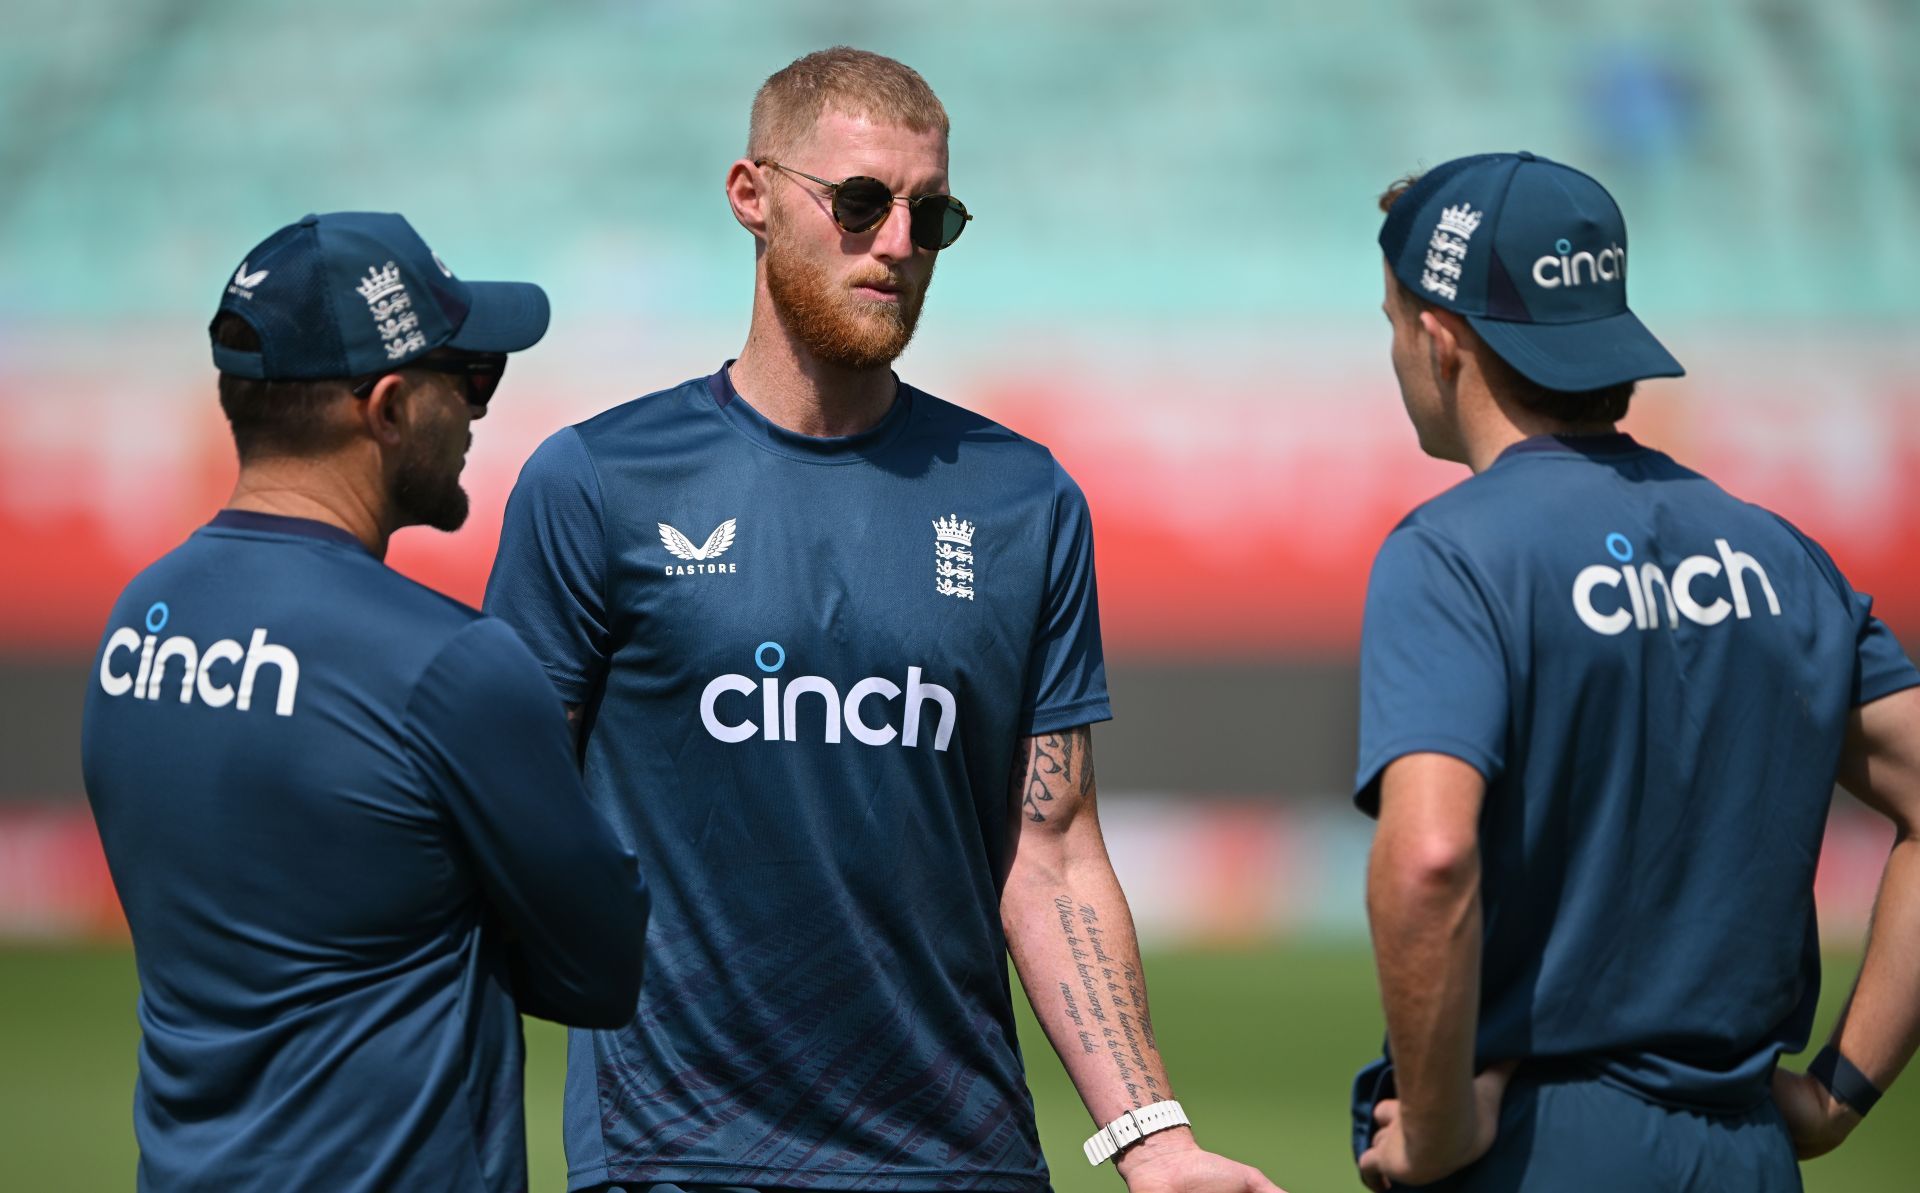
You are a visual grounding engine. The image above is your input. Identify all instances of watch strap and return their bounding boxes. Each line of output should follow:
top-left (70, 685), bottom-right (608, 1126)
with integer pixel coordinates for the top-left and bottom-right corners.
top-left (1808, 1045), bottom-right (1883, 1118)
top-left (1083, 1099), bottom-right (1189, 1166)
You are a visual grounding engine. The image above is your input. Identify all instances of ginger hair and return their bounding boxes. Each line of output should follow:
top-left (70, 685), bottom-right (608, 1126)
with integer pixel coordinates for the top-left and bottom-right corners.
top-left (747, 47), bottom-right (948, 160)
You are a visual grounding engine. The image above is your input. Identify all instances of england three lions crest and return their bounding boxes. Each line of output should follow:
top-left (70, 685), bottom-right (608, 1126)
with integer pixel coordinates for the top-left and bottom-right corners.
top-left (933, 515), bottom-right (976, 601)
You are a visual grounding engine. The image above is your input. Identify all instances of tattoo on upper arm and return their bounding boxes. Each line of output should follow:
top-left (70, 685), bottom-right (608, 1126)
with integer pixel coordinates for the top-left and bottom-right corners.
top-left (1053, 896), bottom-right (1164, 1106)
top-left (1014, 727), bottom-right (1096, 823)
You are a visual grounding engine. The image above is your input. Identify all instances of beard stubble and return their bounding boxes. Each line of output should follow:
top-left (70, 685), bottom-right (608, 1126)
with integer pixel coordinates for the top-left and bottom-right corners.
top-left (764, 219), bottom-right (931, 371)
top-left (390, 398), bottom-right (471, 532)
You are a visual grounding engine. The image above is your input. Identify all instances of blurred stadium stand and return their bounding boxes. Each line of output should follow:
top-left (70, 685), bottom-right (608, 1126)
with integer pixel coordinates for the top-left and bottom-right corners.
top-left (1, 0), bottom-right (1915, 940)
top-left (2, 0), bottom-right (1917, 319)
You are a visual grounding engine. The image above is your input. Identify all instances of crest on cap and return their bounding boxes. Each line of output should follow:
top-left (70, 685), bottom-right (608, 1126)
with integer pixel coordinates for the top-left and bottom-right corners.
top-left (356, 261), bottom-right (427, 361)
top-left (1421, 203), bottom-right (1483, 302)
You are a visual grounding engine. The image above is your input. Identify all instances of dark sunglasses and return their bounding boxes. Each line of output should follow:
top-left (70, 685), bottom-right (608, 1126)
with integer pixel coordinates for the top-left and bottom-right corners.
top-left (756, 159), bottom-right (972, 251)
top-left (351, 351), bottom-right (508, 407)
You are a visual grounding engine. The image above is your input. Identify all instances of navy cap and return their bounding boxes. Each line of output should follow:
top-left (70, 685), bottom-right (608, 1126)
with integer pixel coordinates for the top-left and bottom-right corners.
top-left (1379, 152), bottom-right (1683, 392)
top-left (210, 212), bottom-right (550, 381)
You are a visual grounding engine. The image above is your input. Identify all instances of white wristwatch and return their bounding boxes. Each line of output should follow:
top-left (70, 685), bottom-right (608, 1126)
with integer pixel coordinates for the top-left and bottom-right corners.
top-left (1082, 1099), bottom-right (1190, 1166)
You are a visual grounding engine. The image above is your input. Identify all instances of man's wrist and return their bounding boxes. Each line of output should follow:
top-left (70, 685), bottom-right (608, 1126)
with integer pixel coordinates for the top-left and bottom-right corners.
top-left (1808, 1045), bottom-right (1883, 1118)
top-left (1112, 1124), bottom-right (1197, 1178)
top-left (1396, 1095), bottom-right (1481, 1173)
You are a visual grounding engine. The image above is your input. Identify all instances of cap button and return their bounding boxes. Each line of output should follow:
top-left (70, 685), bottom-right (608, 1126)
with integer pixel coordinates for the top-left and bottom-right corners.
top-left (298, 213), bottom-right (321, 226)
top-left (1514, 151), bottom-right (1537, 162)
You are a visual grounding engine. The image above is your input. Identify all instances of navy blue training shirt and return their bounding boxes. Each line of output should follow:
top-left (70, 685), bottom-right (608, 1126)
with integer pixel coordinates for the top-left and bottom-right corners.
top-left (1355, 434), bottom-right (1920, 1113)
top-left (81, 511), bottom-right (649, 1192)
top-left (485, 366), bottom-right (1111, 1191)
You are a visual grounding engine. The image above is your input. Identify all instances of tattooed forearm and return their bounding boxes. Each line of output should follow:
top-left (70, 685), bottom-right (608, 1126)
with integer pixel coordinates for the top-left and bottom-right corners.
top-left (1016, 728), bottom-right (1096, 823)
top-left (1054, 895), bottom-right (1108, 1055)
top-left (1004, 726), bottom-right (1173, 1116)
top-left (1055, 895), bottom-right (1163, 1105)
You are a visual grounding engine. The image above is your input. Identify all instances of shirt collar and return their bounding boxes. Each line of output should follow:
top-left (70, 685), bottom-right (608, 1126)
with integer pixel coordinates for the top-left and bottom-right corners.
top-left (1493, 431), bottom-right (1645, 467)
top-left (206, 509), bottom-right (370, 554)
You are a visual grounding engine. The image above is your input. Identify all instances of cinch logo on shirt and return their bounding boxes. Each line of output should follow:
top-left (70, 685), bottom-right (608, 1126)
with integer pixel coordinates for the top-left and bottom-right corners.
top-left (1533, 237), bottom-right (1626, 289)
top-left (699, 641), bottom-right (956, 750)
top-left (97, 601), bottom-right (301, 715)
top-left (1572, 535), bottom-right (1782, 636)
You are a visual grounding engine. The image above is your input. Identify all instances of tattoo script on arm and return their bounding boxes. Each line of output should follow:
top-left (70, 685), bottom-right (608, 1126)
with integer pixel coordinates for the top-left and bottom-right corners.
top-left (1053, 895), bottom-right (1164, 1107)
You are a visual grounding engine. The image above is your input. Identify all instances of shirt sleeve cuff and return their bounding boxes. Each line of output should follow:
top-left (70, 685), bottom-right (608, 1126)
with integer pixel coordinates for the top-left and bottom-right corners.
top-left (540, 665), bottom-right (594, 706)
top-left (1353, 736), bottom-right (1501, 817)
top-left (1025, 695), bottom-right (1114, 737)
top-left (1855, 669), bottom-right (1920, 709)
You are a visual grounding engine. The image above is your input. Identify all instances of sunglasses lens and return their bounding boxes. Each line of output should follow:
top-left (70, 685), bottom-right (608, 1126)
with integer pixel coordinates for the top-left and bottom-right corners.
top-left (470, 358), bottom-right (506, 406)
top-left (938, 198), bottom-right (968, 248)
top-left (908, 197), bottom-right (968, 251)
top-left (832, 178), bottom-right (892, 233)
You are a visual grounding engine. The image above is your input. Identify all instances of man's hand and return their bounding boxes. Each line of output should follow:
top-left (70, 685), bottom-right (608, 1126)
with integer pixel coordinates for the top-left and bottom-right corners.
top-left (1771, 1066), bottom-right (1861, 1160)
top-left (1114, 1130), bottom-right (1286, 1193)
top-left (1357, 1062), bottom-right (1515, 1192)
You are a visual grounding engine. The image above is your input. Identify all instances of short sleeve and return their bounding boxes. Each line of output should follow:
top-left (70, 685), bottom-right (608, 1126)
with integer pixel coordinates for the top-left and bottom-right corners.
top-left (1850, 593), bottom-right (1920, 706)
top-left (483, 427), bottom-right (609, 704)
top-left (1354, 526), bottom-right (1510, 815)
top-left (1019, 461), bottom-right (1112, 735)
top-left (1767, 513), bottom-right (1920, 708)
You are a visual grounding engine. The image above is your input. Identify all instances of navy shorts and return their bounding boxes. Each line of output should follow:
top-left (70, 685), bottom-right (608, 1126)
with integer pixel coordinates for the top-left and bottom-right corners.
top-left (1357, 1065), bottom-right (1802, 1193)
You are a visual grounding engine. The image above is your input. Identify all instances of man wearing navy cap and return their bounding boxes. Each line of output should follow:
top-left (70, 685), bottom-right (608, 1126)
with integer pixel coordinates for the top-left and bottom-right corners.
top-left (81, 212), bottom-right (650, 1192)
top-left (1351, 152), bottom-right (1920, 1191)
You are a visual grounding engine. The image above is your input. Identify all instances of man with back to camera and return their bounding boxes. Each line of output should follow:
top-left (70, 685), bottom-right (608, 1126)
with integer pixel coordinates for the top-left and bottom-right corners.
top-left (1349, 151), bottom-right (1920, 1191)
top-left (485, 47), bottom-right (1285, 1193)
top-left (80, 211), bottom-right (650, 1192)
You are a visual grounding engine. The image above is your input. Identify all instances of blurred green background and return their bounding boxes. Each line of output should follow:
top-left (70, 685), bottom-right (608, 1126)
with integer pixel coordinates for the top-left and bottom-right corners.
top-left (4, 943), bottom-right (1913, 1191)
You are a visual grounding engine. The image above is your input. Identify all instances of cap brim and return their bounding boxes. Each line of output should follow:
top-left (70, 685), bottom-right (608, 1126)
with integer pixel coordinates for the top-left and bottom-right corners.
top-left (446, 280), bottom-right (550, 354)
top-left (1467, 308), bottom-right (1684, 392)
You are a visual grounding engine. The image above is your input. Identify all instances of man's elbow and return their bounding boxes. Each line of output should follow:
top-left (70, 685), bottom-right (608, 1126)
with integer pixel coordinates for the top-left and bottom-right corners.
top-left (554, 879), bottom-right (651, 1028)
top-left (1374, 831), bottom-right (1480, 904)
top-left (585, 883), bottom-right (650, 1025)
top-left (570, 963), bottom-right (643, 1029)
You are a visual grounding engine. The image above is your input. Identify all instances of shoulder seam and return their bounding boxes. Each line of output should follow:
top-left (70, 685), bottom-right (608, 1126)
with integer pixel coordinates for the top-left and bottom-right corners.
top-left (1380, 522), bottom-right (1517, 669)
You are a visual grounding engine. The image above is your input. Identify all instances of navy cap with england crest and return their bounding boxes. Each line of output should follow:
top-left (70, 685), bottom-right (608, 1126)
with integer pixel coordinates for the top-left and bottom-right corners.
top-left (209, 212), bottom-right (550, 381)
top-left (1379, 152), bottom-right (1684, 393)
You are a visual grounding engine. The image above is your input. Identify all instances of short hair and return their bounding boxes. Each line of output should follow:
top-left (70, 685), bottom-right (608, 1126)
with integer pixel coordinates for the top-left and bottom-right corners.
top-left (748, 47), bottom-right (948, 161)
top-left (1377, 176), bottom-right (1634, 424)
top-left (212, 314), bottom-right (357, 460)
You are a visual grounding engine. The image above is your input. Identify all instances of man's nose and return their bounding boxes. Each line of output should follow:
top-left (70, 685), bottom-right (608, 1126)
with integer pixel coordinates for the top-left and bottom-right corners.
top-left (869, 198), bottom-right (916, 263)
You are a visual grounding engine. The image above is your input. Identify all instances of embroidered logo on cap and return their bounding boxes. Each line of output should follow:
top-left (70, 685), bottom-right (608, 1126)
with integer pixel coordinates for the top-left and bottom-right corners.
top-left (355, 262), bottom-right (427, 361)
top-left (1422, 203), bottom-right (1483, 302)
top-left (227, 261), bottom-right (269, 300)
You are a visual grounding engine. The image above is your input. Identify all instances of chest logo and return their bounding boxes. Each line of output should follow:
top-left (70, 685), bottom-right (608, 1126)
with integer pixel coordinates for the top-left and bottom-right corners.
top-left (933, 515), bottom-right (976, 601)
top-left (659, 519), bottom-right (738, 575)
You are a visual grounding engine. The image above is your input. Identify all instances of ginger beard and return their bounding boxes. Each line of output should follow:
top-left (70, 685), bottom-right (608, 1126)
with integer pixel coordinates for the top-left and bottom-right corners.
top-left (764, 200), bottom-right (933, 371)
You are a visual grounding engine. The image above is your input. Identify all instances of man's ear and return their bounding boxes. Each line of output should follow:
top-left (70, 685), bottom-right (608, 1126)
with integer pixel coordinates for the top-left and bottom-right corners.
top-left (726, 158), bottom-right (771, 243)
top-left (360, 374), bottom-right (410, 448)
top-left (1419, 308), bottom-right (1469, 383)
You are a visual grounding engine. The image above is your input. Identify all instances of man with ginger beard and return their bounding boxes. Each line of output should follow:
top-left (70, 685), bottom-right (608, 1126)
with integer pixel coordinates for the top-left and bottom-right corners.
top-left (486, 46), bottom-right (1284, 1193)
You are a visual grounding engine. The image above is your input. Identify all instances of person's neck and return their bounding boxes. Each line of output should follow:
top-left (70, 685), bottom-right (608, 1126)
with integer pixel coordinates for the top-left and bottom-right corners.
top-left (225, 454), bottom-right (392, 560)
top-left (728, 309), bottom-right (898, 439)
top-left (1454, 377), bottom-right (1617, 474)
